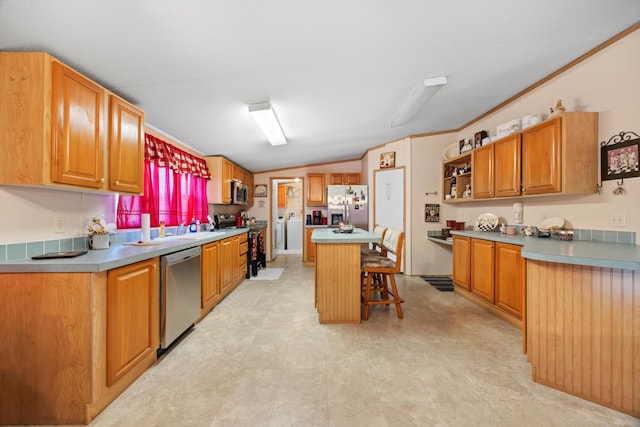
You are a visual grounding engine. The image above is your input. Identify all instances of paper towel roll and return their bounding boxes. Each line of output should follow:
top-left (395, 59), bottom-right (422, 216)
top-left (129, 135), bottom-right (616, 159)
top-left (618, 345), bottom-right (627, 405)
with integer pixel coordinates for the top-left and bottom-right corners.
top-left (141, 214), bottom-right (151, 242)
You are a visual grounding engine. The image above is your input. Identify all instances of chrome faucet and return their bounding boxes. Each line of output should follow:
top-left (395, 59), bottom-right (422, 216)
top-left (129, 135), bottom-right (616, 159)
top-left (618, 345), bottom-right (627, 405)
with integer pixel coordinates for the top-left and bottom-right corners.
top-left (177, 222), bottom-right (186, 235)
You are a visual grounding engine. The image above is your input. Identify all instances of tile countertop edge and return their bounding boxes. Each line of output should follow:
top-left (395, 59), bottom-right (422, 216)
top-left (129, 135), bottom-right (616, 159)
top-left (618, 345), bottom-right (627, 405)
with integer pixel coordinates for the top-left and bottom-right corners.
top-left (0, 228), bottom-right (250, 273)
top-left (311, 228), bottom-right (379, 244)
top-left (451, 230), bottom-right (640, 270)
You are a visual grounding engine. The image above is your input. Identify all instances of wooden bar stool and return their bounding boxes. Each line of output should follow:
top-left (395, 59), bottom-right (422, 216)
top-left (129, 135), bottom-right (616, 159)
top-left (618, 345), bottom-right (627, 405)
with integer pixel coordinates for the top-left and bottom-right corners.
top-left (361, 229), bottom-right (404, 320)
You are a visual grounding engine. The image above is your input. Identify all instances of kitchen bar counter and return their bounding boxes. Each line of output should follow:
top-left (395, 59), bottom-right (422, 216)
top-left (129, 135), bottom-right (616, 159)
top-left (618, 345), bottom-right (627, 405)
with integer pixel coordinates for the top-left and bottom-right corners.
top-left (451, 229), bottom-right (639, 417)
top-left (0, 228), bottom-right (249, 273)
top-left (450, 230), bottom-right (640, 270)
top-left (312, 228), bottom-right (379, 323)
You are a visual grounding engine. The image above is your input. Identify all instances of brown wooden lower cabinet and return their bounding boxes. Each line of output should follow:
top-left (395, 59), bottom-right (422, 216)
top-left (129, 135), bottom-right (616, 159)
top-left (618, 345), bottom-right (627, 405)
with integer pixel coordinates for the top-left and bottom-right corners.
top-left (0, 258), bottom-right (159, 425)
top-left (106, 259), bottom-right (159, 387)
top-left (201, 240), bottom-right (221, 317)
top-left (452, 236), bottom-right (526, 352)
top-left (470, 238), bottom-right (495, 303)
top-left (304, 228), bottom-right (316, 262)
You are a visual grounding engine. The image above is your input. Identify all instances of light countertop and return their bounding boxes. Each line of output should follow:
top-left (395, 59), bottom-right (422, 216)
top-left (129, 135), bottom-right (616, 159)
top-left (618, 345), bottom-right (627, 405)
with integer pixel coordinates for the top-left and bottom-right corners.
top-left (450, 230), bottom-right (640, 270)
top-left (0, 228), bottom-right (249, 273)
top-left (311, 228), bottom-right (379, 244)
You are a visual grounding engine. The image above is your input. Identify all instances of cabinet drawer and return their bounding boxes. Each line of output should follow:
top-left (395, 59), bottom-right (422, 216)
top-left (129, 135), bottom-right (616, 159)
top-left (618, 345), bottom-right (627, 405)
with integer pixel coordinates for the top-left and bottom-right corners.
top-left (240, 241), bottom-right (248, 255)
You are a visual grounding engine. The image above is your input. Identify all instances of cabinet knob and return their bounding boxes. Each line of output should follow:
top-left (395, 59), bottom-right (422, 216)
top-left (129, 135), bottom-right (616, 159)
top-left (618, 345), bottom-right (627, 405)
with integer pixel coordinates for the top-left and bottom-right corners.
top-left (99, 177), bottom-right (105, 183)
top-left (115, 180), bottom-right (120, 185)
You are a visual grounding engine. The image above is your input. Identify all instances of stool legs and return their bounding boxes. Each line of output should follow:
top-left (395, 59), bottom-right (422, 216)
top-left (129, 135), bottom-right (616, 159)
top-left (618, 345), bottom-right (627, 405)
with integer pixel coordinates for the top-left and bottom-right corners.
top-left (361, 271), bottom-right (403, 320)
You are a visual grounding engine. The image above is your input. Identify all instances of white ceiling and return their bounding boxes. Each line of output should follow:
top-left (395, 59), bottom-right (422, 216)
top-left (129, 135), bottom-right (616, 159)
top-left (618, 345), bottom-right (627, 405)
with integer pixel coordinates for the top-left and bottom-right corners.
top-left (1, 1), bottom-right (639, 172)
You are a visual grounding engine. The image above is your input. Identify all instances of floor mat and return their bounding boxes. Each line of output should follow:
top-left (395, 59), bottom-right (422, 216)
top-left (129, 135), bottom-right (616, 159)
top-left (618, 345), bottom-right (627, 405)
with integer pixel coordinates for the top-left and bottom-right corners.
top-left (215, 289), bottom-right (264, 310)
top-left (421, 276), bottom-right (454, 292)
top-left (249, 268), bottom-right (284, 281)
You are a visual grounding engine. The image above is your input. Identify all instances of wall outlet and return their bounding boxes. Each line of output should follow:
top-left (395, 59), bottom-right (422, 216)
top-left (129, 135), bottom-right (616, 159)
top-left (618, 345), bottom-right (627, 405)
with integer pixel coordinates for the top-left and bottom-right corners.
top-left (54, 217), bottom-right (65, 233)
top-left (609, 213), bottom-right (627, 227)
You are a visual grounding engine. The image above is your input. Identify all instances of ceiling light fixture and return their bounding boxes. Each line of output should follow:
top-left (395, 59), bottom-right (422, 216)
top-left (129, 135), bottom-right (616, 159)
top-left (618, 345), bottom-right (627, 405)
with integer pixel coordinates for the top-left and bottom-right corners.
top-left (248, 102), bottom-right (287, 146)
top-left (389, 76), bottom-right (447, 128)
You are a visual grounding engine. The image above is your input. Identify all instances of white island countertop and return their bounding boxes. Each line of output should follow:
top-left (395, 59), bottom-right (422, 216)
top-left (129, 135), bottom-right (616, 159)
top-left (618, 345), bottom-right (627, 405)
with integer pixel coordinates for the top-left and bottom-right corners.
top-left (311, 228), bottom-right (380, 244)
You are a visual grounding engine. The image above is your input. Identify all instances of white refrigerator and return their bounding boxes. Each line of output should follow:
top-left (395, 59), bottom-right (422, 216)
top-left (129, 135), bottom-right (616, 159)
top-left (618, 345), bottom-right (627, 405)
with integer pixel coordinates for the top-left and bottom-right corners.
top-left (327, 185), bottom-right (368, 229)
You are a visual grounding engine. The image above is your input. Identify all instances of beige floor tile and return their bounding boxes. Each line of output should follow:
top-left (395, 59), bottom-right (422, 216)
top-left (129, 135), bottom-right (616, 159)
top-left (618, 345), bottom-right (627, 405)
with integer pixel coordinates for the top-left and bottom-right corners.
top-left (81, 254), bottom-right (638, 427)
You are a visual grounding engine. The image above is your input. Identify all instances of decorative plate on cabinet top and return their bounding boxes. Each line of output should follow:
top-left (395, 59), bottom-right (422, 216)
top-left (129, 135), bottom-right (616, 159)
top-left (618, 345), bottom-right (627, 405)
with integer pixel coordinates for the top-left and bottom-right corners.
top-left (475, 213), bottom-right (499, 232)
top-left (537, 217), bottom-right (564, 232)
top-left (443, 143), bottom-right (460, 160)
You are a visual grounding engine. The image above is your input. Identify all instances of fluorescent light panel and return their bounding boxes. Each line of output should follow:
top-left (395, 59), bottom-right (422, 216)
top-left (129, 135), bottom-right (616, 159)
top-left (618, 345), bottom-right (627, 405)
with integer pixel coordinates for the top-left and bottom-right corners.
top-left (389, 76), bottom-right (447, 128)
top-left (248, 102), bottom-right (287, 146)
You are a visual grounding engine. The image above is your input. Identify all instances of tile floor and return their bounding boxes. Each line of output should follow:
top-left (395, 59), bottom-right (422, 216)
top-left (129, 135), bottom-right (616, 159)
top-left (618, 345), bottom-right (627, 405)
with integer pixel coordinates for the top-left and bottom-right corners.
top-left (86, 255), bottom-right (637, 427)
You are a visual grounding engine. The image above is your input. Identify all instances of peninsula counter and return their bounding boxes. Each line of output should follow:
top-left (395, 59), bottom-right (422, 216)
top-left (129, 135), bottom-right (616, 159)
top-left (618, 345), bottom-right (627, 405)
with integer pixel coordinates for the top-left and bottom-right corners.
top-left (311, 228), bottom-right (380, 323)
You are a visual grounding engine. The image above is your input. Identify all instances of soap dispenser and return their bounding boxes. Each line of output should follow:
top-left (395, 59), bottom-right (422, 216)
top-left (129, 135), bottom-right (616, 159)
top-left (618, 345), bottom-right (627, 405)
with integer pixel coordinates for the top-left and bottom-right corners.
top-left (189, 217), bottom-right (197, 233)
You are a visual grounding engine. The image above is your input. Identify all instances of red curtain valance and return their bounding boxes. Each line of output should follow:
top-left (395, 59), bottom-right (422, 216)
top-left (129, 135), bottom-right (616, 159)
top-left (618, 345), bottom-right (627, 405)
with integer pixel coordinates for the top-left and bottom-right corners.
top-left (145, 133), bottom-right (211, 179)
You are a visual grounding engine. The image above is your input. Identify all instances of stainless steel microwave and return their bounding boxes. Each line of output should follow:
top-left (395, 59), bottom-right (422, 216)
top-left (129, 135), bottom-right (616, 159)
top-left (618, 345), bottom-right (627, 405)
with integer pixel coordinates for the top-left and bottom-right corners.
top-left (232, 181), bottom-right (248, 205)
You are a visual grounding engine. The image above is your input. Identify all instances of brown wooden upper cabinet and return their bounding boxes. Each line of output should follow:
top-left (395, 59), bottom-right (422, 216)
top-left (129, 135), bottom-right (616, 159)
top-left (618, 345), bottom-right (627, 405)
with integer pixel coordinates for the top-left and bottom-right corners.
top-left (329, 172), bottom-right (361, 185)
top-left (307, 173), bottom-right (326, 206)
top-left (472, 133), bottom-right (521, 199)
top-left (0, 52), bottom-right (145, 194)
top-left (109, 96), bottom-right (145, 194)
top-left (51, 61), bottom-right (105, 189)
top-left (205, 156), bottom-right (252, 205)
top-left (454, 112), bottom-right (598, 202)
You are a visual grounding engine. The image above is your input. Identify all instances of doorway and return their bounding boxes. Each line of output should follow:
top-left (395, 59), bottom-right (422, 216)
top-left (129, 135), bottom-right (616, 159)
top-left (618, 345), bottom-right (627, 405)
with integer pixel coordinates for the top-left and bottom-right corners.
top-left (270, 177), bottom-right (304, 260)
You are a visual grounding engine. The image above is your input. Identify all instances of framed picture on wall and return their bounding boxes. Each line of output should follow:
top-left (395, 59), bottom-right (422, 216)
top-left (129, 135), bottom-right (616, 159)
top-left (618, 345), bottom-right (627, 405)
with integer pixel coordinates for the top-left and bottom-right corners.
top-left (600, 132), bottom-right (640, 181)
top-left (254, 184), bottom-right (268, 197)
top-left (380, 151), bottom-right (395, 168)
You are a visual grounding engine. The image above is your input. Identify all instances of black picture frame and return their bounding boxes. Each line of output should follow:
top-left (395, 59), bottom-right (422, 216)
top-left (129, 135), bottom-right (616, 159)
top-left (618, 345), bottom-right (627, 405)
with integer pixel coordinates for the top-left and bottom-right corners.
top-left (474, 130), bottom-right (488, 148)
top-left (600, 135), bottom-right (640, 181)
top-left (425, 204), bottom-right (440, 223)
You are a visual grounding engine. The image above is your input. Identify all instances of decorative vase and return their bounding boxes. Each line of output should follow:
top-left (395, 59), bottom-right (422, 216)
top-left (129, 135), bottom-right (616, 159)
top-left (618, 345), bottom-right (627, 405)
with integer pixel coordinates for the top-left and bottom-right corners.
top-left (89, 233), bottom-right (110, 250)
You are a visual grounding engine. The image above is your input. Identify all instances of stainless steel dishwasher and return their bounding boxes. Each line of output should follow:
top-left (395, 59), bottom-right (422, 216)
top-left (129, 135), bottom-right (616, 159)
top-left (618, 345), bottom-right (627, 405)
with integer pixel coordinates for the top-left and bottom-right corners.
top-left (159, 246), bottom-right (201, 354)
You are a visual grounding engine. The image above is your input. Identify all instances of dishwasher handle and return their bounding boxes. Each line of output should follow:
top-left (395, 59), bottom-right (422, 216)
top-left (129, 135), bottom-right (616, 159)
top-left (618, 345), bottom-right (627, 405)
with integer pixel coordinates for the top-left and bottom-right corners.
top-left (161, 246), bottom-right (202, 267)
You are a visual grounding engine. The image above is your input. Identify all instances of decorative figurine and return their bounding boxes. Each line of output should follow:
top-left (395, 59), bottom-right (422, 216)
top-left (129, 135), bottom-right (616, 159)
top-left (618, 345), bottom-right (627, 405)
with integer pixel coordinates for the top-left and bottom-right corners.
top-left (462, 183), bottom-right (472, 198)
top-left (550, 99), bottom-right (566, 116)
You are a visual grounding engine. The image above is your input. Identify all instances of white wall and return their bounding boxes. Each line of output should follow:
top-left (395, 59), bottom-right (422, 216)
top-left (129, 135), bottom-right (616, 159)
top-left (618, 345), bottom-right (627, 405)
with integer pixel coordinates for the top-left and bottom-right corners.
top-left (0, 186), bottom-right (115, 244)
top-left (448, 29), bottom-right (640, 245)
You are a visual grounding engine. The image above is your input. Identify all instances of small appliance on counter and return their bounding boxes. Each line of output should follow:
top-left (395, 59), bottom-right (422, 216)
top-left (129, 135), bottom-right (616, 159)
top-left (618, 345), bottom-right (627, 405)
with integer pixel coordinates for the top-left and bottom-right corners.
top-left (312, 210), bottom-right (323, 225)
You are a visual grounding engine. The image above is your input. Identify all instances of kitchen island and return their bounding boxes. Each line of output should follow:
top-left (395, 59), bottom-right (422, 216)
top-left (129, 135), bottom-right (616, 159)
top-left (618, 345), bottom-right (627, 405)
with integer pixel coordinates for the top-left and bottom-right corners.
top-left (311, 228), bottom-right (379, 323)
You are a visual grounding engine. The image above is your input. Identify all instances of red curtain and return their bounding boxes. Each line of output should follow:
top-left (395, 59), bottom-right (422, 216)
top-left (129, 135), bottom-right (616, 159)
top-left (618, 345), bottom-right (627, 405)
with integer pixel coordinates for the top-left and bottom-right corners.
top-left (117, 134), bottom-right (210, 228)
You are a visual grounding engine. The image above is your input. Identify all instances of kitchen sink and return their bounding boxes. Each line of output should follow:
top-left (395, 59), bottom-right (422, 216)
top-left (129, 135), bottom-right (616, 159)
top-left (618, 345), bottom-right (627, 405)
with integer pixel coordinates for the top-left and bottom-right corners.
top-left (154, 231), bottom-right (226, 242)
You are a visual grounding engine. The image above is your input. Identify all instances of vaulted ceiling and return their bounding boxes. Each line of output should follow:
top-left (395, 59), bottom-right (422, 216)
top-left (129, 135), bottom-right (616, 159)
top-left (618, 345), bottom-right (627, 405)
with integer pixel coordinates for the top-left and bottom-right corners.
top-left (1, 1), bottom-right (638, 172)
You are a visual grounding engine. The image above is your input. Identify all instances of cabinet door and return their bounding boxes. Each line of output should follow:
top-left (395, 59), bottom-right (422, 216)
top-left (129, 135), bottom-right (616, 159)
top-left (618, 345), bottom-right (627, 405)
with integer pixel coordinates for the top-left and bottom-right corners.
top-left (106, 258), bottom-right (158, 387)
top-left (307, 173), bottom-right (326, 206)
top-left (222, 160), bottom-right (233, 203)
top-left (522, 117), bottom-right (562, 195)
top-left (109, 96), bottom-right (144, 194)
top-left (51, 61), bottom-right (105, 188)
top-left (246, 172), bottom-right (254, 206)
top-left (470, 238), bottom-right (494, 303)
top-left (278, 184), bottom-right (287, 208)
top-left (220, 238), bottom-right (234, 291)
top-left (201, 241), bottom-right (220, 308)
top-left (304, 228), bottom-right (316, 262)
top-left (329, 173), bottom-right (344, 185)
top-left (345, 173), bottom-right (361, 185)
top-left (495, 242), bottom-right (525, 319)
top-left (472, 144), bottom-right (494, 199)
top-left (232, 236), bottom-right (241, 282)
top-left (494, 134), bottom-right (521, 197)
top-left (452, 235), bottom-right (470, 290)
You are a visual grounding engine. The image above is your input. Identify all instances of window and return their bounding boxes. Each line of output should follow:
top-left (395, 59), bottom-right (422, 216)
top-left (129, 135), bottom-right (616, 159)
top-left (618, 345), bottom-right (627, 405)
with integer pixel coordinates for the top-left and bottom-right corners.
top-left (117, 134), bottom-right (210, 228)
